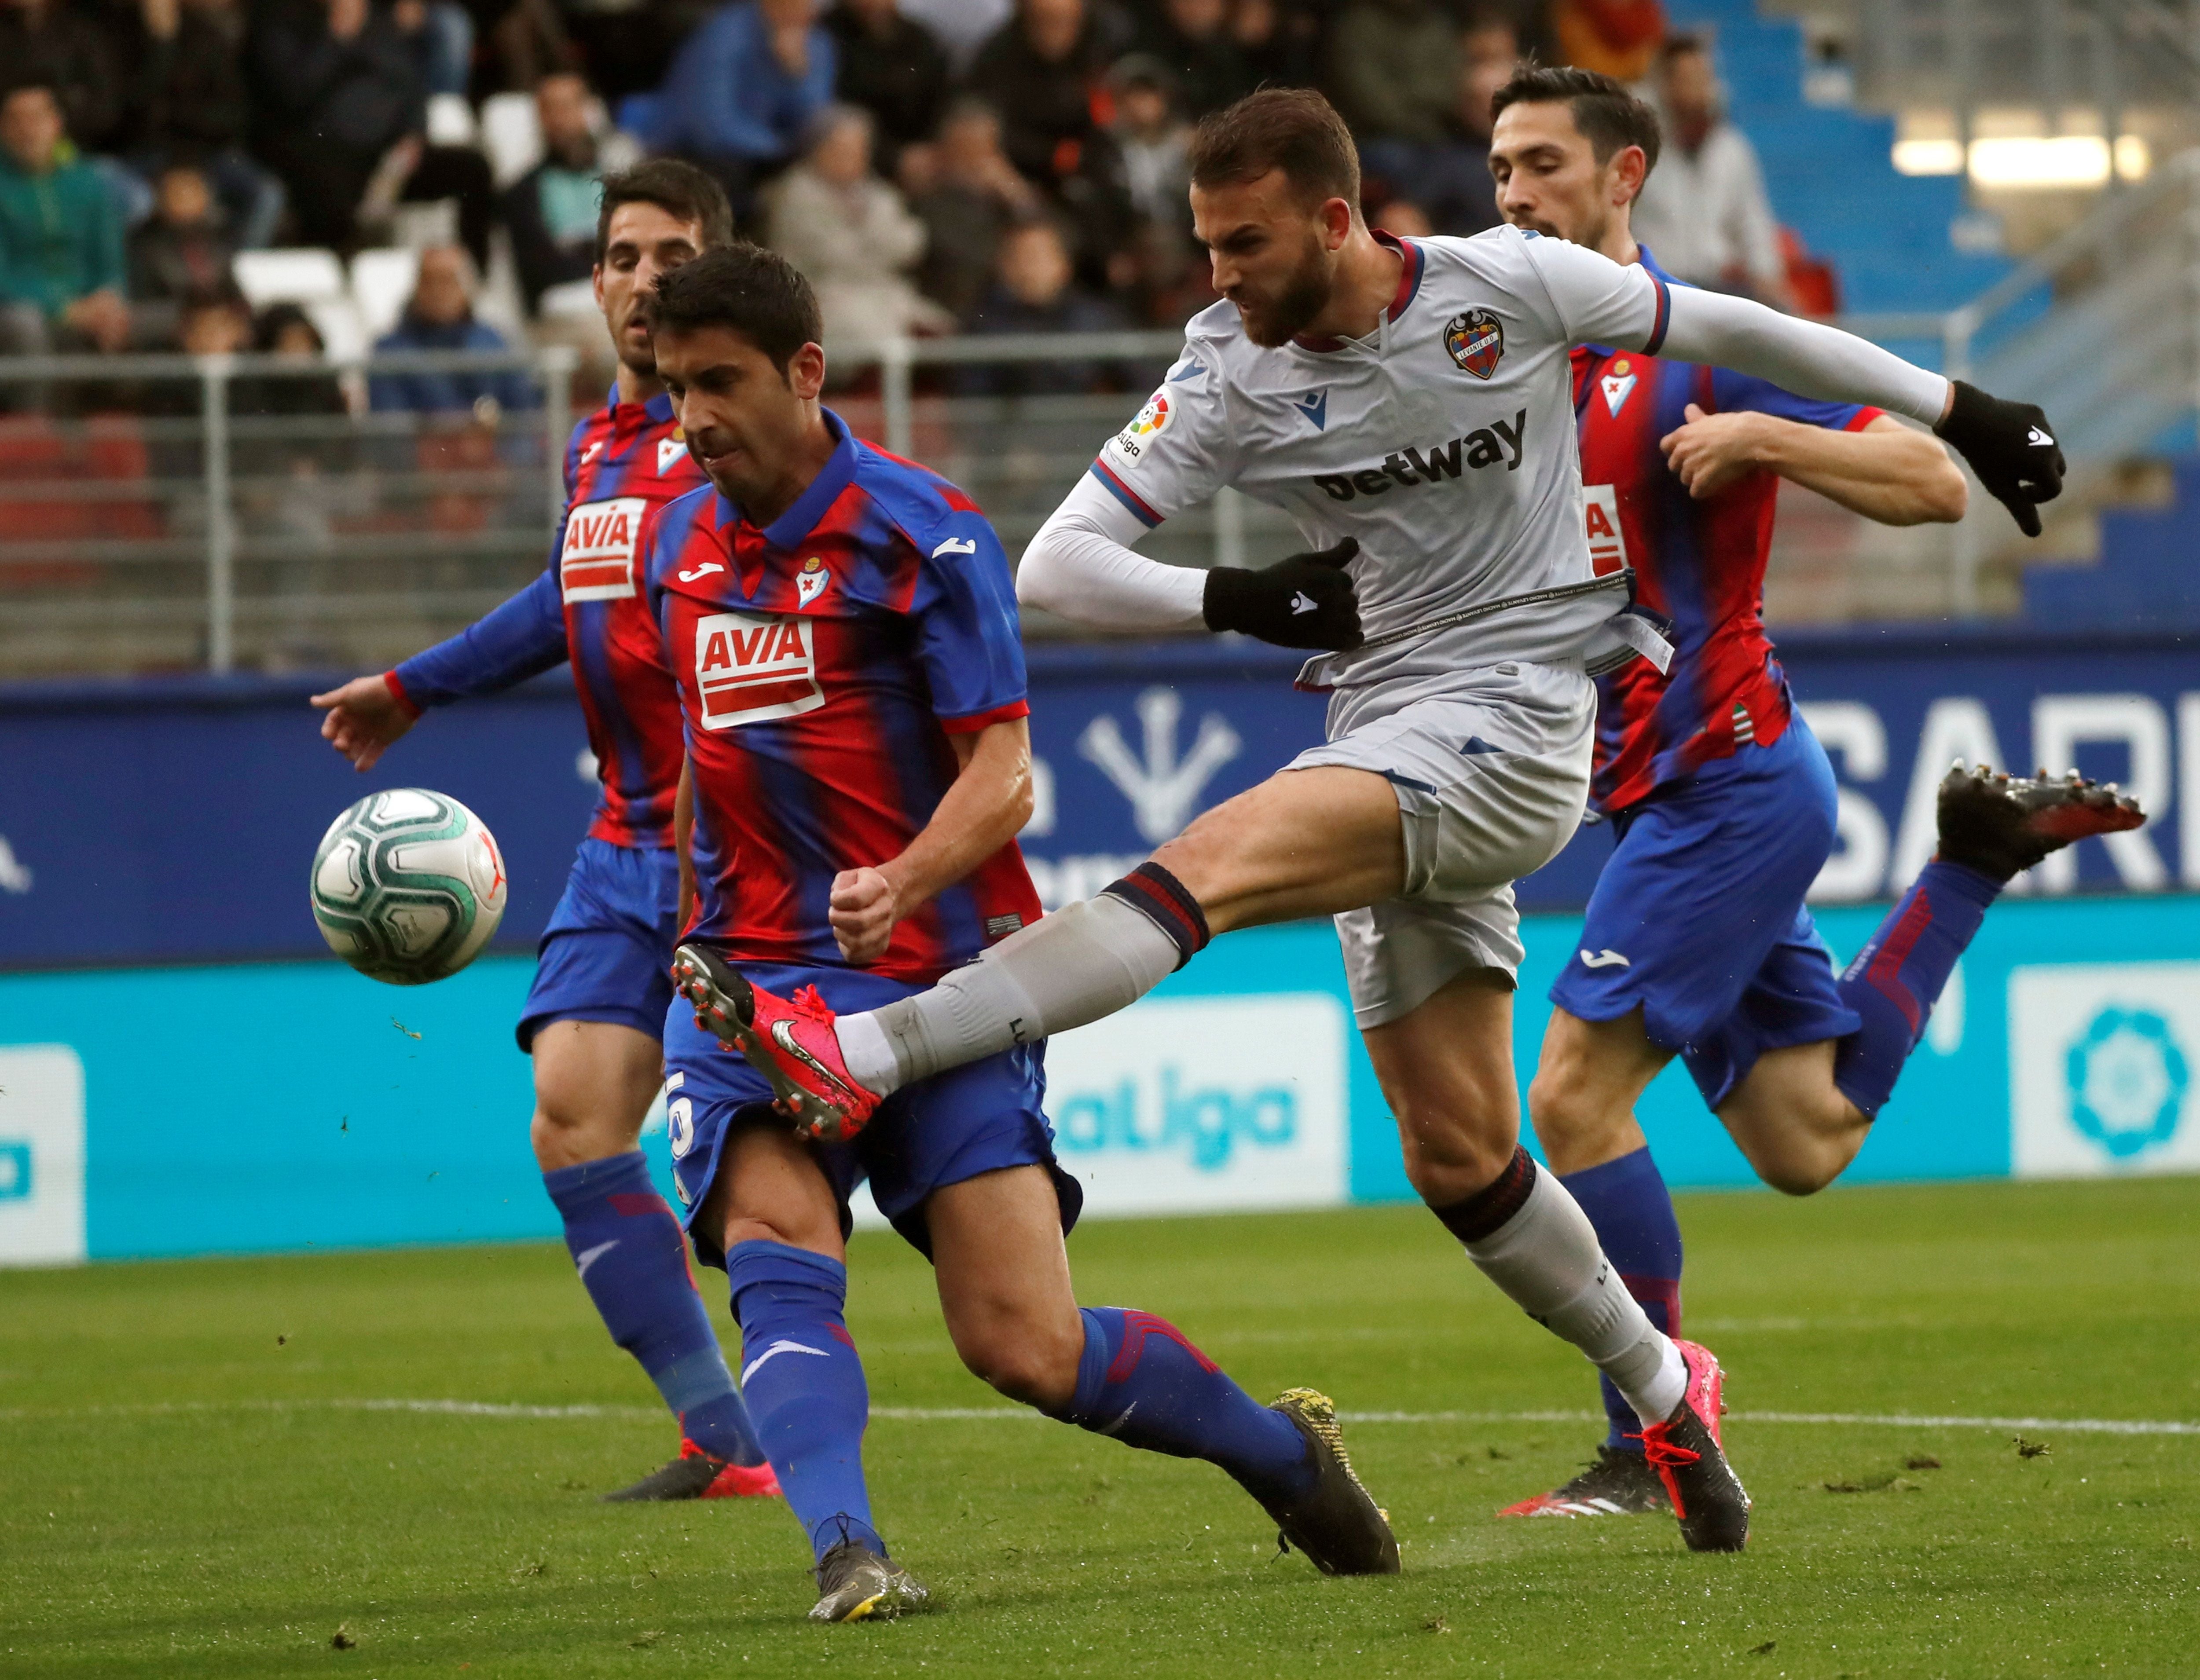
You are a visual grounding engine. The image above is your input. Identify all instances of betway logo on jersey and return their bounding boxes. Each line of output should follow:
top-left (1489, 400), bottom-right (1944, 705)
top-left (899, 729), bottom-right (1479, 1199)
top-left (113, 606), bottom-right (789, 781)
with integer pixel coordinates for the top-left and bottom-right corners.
top-left (560, 497), bottom-right (647, 601)
top-left (693, 611), bottom-right (824, 728)
top-left (1309, 408), bottom-right (1527, 502)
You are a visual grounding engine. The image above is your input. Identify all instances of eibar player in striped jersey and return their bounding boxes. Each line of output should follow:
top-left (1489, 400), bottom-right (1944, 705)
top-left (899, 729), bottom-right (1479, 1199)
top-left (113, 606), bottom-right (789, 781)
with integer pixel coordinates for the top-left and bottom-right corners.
top-left (1479, 67), bottom-right (2144, 1523)
top-left (682, 86), bottom-right (2080, 1556)
top-left (310, 162), bottom-right (779, 1504)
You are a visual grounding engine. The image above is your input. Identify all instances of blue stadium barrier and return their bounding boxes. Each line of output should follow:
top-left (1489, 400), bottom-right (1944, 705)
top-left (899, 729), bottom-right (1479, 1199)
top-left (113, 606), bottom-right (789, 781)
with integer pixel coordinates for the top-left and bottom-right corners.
top-left (3, 626), bottom-right (2198, 1261)
top-left (4, 890), bottom-right (2198, 1264)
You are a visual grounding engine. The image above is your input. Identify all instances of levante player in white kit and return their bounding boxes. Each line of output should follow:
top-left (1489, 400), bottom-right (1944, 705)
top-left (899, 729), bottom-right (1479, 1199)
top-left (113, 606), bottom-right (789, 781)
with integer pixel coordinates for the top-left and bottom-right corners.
top-left (680, 89), bottom-right (2072, 1553)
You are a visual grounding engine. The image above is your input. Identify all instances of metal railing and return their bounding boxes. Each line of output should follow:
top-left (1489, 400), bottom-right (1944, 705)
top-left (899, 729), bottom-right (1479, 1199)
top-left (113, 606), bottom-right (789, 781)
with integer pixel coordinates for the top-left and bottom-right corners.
top-left (7, 209), bottom-right (2198, 683)
top-left (0, 347), bottom-right (574, 680)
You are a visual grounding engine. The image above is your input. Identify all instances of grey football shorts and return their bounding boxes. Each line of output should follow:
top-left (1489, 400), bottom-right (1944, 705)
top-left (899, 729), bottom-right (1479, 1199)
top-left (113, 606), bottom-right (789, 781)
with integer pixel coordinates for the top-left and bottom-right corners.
top-left (1284, 661), bottom-right (1595, 1030)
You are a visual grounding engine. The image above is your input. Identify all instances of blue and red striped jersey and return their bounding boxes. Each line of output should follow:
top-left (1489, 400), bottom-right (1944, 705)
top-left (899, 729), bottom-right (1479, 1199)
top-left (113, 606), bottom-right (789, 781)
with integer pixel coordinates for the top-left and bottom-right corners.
top-left (1574, 248), bottom-right (1879, 815)
top-left (389, 387), bottom-right (705, 849)
top-left (646, 409), bottom-right (1040, 983)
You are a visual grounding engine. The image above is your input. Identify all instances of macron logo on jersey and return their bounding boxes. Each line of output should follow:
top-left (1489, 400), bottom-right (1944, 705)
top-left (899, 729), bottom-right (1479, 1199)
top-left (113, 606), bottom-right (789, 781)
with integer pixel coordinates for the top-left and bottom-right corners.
top-left (694, 610), bottom-right (824, 728)
top-left (561, 496), bottom-right (646, 600)
top-left (1290, 389), bottom-right (1328, 432)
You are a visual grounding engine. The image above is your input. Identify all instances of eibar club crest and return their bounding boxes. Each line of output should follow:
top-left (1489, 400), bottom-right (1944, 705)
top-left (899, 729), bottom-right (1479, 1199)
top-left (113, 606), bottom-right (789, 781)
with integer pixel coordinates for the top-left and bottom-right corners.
top-left (1444, 308), bottom-right (1504, 379)
top-left (658, 430), bottom-right (689, 475)
top-left (795, 555), bottom-right (830, 608)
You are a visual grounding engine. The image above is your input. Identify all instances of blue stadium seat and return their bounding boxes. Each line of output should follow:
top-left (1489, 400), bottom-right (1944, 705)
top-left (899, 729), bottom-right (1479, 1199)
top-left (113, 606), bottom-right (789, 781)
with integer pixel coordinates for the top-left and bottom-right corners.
top-left (2024, 457), bottom-right (2200, 628)
top-left (1666, 0), bottom-right (2015, 320)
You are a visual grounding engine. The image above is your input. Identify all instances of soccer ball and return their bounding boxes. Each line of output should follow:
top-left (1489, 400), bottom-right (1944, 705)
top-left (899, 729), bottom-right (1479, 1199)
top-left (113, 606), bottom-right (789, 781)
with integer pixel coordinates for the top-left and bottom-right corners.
top-left (310, 788), bottom-right (508, 985)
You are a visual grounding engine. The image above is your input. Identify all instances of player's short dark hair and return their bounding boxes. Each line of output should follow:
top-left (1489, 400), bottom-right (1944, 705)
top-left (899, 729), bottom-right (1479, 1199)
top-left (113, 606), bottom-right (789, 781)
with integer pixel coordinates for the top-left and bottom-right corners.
top-left (1490, 63), bottom-right (1663, 176)
top-left (1187, 87), bottom-right (1360, 209)
top-left (594, 159), bottom-right (735, 265)
top-left (649, 243), bottom-right (821, 374)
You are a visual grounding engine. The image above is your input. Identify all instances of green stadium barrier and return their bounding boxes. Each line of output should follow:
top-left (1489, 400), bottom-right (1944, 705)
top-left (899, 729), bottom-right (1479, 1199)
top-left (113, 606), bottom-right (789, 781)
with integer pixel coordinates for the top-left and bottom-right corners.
top-left (2, 891), bottom-right (2196, 1263)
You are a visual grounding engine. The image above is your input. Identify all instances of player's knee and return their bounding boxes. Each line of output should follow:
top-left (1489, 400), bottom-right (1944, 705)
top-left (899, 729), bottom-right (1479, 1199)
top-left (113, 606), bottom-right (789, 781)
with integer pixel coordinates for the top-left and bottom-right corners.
top-left (953, 1314), bottom-right (1079, 1412)
top-left (528, 1102), bottom-right (640, 1171)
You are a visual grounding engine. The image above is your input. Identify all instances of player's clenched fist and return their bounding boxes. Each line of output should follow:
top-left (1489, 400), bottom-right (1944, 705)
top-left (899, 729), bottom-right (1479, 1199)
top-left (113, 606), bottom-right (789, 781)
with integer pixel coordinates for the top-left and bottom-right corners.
top-left (1202, 537), bottom-right (1363, 651)
top-left (311, 673), bottom-right (417, 771)
top-left (1659, 403), bottom-right (1770, 499)
top-left (829, 866), bottom-right (898, 963)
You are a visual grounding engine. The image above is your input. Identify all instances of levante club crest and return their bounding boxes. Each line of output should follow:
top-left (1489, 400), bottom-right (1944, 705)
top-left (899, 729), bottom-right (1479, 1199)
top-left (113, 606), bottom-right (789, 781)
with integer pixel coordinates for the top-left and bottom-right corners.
top-left (1445, 309), bottom-right (1504, 379)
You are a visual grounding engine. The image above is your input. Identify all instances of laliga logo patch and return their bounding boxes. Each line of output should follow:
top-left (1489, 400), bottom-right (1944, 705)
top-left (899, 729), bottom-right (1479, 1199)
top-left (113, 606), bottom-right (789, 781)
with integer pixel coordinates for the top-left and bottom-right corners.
top-left (657, 429), bottom-right (689, 476)
top-left (1107, 388), bottom-right (1173, 467)
top-left (795, 555), bottom-right (829, 608)
top-left (1444, 308), bottom-right (1505, 380)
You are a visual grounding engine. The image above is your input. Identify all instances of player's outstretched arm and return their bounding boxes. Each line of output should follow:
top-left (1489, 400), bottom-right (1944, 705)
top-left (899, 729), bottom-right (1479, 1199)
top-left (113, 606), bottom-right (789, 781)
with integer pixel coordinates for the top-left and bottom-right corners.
top-left (827, 718), bottom-right (1033, 964)
top-left (1655, 288), bottom-right (2063, 535)
top-left (1020, 476), bottom-right (1362, 651)
top-left (1661, 405), bottom-right (1967, 526)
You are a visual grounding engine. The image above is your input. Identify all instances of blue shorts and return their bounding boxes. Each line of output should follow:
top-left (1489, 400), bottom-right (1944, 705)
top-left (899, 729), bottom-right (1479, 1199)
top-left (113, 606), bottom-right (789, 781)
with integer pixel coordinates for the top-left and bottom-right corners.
top-left (1551, 719), bottom-right (1862, 1109)
top-left (661, 962), bottom-right (1081, 1265)
top-left (516, 838), bottom-right (681, 1052)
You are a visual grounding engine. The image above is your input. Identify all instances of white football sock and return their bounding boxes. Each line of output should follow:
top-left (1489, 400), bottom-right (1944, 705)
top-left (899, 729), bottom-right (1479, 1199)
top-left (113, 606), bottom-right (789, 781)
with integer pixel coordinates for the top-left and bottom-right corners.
top-left (833, 892), bottom-right (1184, 1096)
top-left (1462, 1167), bottom-right (1687, 1427)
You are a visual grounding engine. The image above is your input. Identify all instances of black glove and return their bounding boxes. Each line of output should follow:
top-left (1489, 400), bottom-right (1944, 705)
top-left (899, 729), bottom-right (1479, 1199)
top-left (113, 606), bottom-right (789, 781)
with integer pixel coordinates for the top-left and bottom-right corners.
top-left (1202, 538), bottom-right (1362, 651)
top-left (1935, 379), bottom-right (2065, 538)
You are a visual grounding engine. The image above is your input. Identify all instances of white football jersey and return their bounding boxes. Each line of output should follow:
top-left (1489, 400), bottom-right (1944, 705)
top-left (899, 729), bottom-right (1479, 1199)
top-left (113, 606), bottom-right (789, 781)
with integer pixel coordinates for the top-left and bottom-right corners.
top-left (1090, 226), bottom-right (1672, 690)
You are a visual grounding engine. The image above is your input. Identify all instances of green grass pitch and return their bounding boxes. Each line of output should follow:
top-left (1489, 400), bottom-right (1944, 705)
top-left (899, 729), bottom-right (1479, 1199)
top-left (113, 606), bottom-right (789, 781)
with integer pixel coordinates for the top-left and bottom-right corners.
top-left (6, 1177), bottom-right (2199, 1679)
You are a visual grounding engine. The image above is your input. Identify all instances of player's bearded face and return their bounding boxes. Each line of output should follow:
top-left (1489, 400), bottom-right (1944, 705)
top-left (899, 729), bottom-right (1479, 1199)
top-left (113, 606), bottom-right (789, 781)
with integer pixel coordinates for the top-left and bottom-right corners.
top-left (1233, 225), bottom-right (1334, 348)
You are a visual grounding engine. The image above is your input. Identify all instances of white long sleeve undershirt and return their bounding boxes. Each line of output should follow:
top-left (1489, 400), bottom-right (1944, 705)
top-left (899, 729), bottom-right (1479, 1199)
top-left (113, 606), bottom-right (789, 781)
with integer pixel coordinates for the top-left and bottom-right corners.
top-left (1656, 284), bottom-right (1950, 425)
top-left (1015, 473), bottom-right (1209, 632)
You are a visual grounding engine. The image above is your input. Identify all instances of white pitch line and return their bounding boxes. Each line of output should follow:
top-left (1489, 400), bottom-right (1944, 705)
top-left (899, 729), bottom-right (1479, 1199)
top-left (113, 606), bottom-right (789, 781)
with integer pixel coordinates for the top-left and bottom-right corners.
top-left (4, 1399), bottom-right (2197, 1436)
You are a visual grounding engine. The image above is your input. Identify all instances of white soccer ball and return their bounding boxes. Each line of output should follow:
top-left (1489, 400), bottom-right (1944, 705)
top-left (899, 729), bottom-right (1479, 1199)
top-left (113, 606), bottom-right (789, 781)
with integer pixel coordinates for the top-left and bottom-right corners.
top-left (309, 788), bottom-right (509, 985)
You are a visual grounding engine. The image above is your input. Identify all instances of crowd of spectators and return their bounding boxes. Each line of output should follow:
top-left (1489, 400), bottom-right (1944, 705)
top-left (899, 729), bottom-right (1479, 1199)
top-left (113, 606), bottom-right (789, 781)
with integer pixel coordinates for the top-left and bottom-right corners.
top-left (0, 0), bottom-right (1811, 404)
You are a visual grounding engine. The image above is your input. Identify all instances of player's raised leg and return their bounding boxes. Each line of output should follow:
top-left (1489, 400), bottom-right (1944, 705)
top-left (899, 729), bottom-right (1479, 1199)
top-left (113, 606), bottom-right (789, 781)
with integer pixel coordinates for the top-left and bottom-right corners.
top-left (697, 1123), bottom-right (923, 1622)
top-left (925, 1164), bottom-right (1399, 1575)
top-left (529, 1014), bottom-right (773, 1501)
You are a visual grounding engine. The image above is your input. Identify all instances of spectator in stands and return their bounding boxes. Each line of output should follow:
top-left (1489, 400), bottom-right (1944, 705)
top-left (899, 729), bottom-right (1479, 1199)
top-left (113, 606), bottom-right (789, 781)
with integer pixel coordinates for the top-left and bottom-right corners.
top-left (656, 0), bottom-right (836, 219)
top-left (499, 71), bottom-right (640, 313)
top-left (1328, 0), bottom-right (1459, 149)
top-left (238, 301), bottom-right (348, 420)
top-left (127, 162), bottom-right (236, 344)
top-left (1130, 0), bottom-right (1250, 121)
top-left (367, 244), bottom-right (535, 414)
top-left (1630, 33), bottom-right (1792, 308)
top-left (172, 280), bottom-right (251, 352)
top-left (957, 216), bottom-right (1124, 395)
top-left (963, 0), bottom-right (1122, 192)
top-left (1362, 10), bottom-right (1512, 238)
top-left (1549, 0), bottom-right (1662, 82)
top-left (389, 0), bottom-right (473, 99)
top-left (766, 103), bottom-right (949, 342)
top-left (249, 0), bottom-right (496, 263)
top-left (0, 84), bottom-right (129, 356)
top-left (897, 0), bottom-right (1004, 69)
top-left (125, 0), bottom-right (285, 250)
top-left (1106, 55), bottom-right (1190, 234)
top-left (904, 96), bottom-right (1041, 321)
top-left (822, 0), bottom-right (948, 176)
top-left (1230, 0), bottom-right (1313, 92)
top-left (0, 0), bottom-right (122, 157)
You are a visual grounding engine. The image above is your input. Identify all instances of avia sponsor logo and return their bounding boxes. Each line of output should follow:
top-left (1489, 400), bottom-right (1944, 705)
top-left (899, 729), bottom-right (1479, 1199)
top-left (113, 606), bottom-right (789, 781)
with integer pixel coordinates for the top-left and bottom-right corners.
top-left (1309, 408), bottom-right (1528, 502)
top-left (1041, 995), bottom-right (1348, 1215)
top-left (1583, 483), bottom-right (1628, 575)
top-left (693, 609), bottom-right (824, 728)
top-left (560, 496), bottom-right (647, 601)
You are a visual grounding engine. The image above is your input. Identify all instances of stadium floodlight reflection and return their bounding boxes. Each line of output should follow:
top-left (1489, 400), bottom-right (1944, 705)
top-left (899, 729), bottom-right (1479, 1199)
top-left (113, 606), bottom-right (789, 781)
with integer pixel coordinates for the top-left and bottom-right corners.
top-left (1893, 134), bottom-right (2152, 187)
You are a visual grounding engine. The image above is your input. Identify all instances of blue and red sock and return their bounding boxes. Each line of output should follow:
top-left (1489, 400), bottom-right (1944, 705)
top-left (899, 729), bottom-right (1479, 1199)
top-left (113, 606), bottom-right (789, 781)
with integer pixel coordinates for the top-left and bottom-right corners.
top-left (1054, 1307), bottom-right (1312, 1503)
top-left (542, 1150), bottom-right (763, 1467)
top-left (725, 1240), bottom-right (884, 1563)
top-left (1558, 1147), bottom-right (1683, 1453)
top-left (1834, 860), bottom-right (1999, 1116)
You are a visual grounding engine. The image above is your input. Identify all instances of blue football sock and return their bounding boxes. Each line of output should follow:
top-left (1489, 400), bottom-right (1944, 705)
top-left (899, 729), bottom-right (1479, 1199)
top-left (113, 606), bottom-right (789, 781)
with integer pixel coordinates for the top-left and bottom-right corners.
top-left (542, 1151), bottom-right (762, 1467)
top-left (1055, 1307), bottom-right (1313, 1503)
top-left (725, 1240), bottom-right (884, 1562)
top-left (1834, 860), bottom-right (1999, 1116)
top-left (1559, 1148), bottom-right (1683, 1453)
